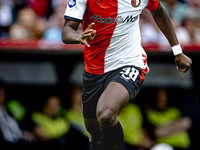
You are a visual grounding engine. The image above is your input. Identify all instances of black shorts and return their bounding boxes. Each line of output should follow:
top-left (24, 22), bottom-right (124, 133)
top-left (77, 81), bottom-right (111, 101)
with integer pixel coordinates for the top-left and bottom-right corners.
top-left (82, 65), bottom-right (145, 119)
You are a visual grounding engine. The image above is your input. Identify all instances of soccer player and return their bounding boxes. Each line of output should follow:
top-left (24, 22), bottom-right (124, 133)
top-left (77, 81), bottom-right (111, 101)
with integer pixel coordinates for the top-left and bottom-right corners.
top-left (62, 0), bottom-right (192, 149)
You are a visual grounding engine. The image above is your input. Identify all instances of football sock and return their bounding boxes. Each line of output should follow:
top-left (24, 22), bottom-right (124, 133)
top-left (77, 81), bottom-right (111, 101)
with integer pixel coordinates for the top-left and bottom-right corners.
top-left (102, 121), bottom-right (124, 150)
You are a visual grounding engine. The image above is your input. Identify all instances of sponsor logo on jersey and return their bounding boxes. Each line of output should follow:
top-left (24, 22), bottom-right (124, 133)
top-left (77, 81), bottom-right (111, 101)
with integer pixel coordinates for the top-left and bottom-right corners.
top-left (90, 15), bottom-right (138, 24)
top-left (68, 0), bottom-right (76, 8)
top-left (90, 15), bottom-right (115, 23)
top-left (131, 0), bottom-right (141, 7)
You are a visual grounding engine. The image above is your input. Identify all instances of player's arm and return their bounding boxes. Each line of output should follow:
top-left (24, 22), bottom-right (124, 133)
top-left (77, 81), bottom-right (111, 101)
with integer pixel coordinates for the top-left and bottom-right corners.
top-left (151, 3), bottom-right (192, 73)
top-left (62, 19), bottom-right (96, 47)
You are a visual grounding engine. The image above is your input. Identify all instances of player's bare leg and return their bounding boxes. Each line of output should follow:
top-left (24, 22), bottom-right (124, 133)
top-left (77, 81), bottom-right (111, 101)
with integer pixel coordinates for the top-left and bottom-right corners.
top-left (84, 82), bottom-right (129, 150)
top-left (85, 82), bottom-right (129, 150)
top-left (97, 81), bottom-right (129, 150)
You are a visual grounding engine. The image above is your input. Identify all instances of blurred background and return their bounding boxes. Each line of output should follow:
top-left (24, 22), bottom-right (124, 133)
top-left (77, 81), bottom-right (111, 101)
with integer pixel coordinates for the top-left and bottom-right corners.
top-left (0, 0), bottom-right (200, 150)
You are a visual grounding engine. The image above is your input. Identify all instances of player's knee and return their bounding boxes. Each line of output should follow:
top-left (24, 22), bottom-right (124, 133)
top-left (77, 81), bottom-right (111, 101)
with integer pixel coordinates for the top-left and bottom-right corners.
top-left (97, 107), bottom-right (117, 128)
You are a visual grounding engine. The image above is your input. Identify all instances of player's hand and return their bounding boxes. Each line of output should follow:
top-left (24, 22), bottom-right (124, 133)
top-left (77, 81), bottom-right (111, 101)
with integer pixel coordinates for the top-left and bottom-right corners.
top-left (175, 53), bottom-right (192, 73)
top-left (79, 22), bottom-right (96, 47)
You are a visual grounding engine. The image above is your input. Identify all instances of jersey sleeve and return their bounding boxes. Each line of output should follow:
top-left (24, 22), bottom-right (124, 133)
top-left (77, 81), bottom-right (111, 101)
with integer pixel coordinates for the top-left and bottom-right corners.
top-left (145, 0), bottom-right (159, 12)
top-left (64, 0), bottom-right (87, 23)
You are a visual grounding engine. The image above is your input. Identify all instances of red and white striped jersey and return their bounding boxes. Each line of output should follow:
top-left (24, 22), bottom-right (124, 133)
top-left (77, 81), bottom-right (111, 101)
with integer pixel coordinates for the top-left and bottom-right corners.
top-left (64, 0), bottom-right (159, 75)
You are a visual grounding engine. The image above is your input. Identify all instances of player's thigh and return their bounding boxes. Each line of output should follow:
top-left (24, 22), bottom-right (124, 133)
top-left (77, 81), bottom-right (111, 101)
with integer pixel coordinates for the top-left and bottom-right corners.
top-left (96, 65), bottom-right (146, 120)
top-left (96, 81), bottom-right (130, 124)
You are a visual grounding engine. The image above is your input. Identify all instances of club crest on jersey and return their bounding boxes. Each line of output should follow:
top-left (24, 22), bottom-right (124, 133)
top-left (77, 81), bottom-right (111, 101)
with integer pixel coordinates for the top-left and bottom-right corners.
top-left (68, 0), bottom-right (76, 8)
top-left (131, 0), bottom-right (141, 7)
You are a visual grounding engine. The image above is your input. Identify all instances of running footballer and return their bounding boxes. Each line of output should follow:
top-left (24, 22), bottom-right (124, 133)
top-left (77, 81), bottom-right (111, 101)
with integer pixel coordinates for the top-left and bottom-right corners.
top-left (62, 0), bottom-right (192, 149)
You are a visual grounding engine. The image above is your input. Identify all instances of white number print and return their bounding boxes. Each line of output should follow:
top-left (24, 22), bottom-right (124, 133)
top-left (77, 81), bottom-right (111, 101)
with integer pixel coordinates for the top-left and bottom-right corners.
top-left (120, 67), bottom-right (139, 81)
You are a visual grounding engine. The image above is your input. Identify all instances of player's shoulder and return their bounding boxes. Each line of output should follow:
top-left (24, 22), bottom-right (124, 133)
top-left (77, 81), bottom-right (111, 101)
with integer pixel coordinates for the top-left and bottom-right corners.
top-left (145, 0), bottom-right (159, 12)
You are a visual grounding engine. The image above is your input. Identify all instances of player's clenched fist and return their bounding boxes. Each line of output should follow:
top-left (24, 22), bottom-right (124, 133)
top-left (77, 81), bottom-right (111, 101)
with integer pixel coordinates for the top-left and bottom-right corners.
top-left (79, 22), bottom-right (96, 47)
top-left (175, 53), bottom-right (192, 73)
